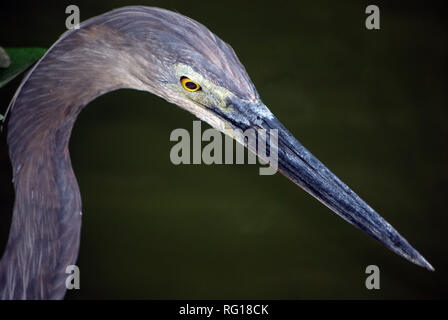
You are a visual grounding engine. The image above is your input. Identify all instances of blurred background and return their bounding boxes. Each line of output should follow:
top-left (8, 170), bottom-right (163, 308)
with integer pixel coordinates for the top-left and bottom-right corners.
top-left (0, 0), bottom-right (446, 299)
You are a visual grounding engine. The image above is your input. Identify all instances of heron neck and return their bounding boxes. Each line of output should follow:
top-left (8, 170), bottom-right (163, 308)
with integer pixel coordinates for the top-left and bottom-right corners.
top-left (0, 25), bottom-right (148, 299)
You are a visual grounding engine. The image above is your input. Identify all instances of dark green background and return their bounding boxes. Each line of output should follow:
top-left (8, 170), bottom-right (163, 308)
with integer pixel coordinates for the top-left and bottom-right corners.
top-left (0, 0), bottom-right (446, 299)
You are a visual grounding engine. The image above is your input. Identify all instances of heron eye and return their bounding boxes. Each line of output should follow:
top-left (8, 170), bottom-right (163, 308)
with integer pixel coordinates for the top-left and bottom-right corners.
top-left (180, 77), bottom-right (201, 92)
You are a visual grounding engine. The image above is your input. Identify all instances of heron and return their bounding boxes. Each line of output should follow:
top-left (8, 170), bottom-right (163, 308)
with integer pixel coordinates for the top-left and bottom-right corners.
top-left (0, 6), bottom-right (433, 299)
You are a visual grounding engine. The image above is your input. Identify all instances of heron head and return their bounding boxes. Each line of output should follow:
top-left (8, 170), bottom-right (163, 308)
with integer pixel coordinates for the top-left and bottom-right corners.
top-left (104, 6), bottom-right (432, 270)
top-left (125, 8), bottom-right (269, 137)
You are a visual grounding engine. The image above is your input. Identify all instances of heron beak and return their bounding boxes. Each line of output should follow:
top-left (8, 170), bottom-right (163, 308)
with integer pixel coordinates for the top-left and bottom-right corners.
top-left (215, 100), bottom-right (434, 271)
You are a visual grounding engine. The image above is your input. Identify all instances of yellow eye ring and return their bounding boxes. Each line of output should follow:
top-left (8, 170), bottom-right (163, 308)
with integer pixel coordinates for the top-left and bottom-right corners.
top-left (180, 77), bottom-right (201, 92)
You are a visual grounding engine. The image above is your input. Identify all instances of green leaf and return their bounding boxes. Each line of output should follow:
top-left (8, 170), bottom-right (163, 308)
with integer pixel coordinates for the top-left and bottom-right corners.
top-left (0, 47), bottom-right (47, 88)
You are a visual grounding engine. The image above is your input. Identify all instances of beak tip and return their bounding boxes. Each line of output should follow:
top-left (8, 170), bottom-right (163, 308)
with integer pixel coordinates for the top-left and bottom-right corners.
top-left (402, 244), bottom-right (434, 271)
top-left (417, 256), bottom-right (435, 272)
top-left (392, 236), bottom-right (434, 271)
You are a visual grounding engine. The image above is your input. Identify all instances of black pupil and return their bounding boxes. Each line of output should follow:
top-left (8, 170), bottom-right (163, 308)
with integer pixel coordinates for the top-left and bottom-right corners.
top-left (186, 82), bottom-right (197, 90)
